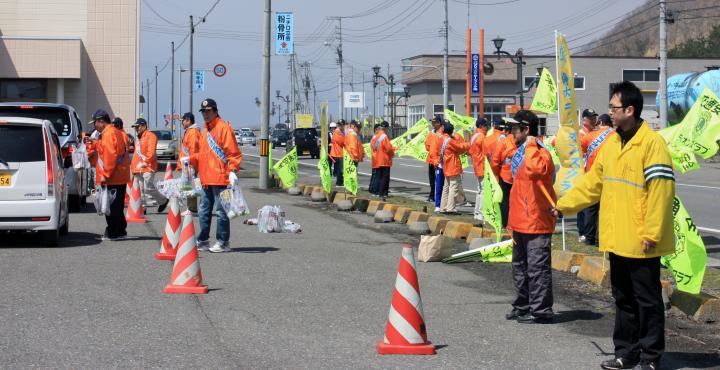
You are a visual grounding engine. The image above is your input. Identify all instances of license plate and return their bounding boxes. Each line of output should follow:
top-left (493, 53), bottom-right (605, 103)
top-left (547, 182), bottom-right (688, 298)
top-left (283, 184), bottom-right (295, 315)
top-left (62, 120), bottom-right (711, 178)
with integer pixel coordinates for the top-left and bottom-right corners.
top-left (303, 150), bottom-right (310, 155)
top-left (0, 172), bottom-right (10, 186)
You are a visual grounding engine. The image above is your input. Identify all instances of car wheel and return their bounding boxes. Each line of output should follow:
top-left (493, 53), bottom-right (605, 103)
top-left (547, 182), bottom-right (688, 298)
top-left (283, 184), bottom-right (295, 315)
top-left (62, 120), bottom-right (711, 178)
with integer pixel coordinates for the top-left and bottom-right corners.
top-left (59, 214), bottom-right (69, 236)
top-left (68, 194), bottom-right (82, 212)
top-left (41, 228), bottom-right (59, 247)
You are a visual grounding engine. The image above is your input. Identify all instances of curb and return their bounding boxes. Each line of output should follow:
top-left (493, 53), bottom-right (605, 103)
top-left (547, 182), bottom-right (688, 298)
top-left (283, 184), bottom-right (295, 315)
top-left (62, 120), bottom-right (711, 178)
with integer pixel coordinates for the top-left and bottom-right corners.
top-left (670, 290), bottom-right (720, 323)
top-left (366, 200), bottom-right (386, 215)
top-left (427, 216), bottom-right (451, 235)
top-left (353, 198), bottom-right (371, 212)
top-left (442, 221), bottom-right (473, 240)
top-left (393, 207), bottom-right (414, 224)
top-left (407, 211), bottom-right (430, 224)
top-left (332, 193), bottom-right (354, 206)
top-left (576, 256), bottom-right (610, 287)
top-left (382, 203), bottom-right (400, 216)
top-left (551, 250), bottom-right (587, 273)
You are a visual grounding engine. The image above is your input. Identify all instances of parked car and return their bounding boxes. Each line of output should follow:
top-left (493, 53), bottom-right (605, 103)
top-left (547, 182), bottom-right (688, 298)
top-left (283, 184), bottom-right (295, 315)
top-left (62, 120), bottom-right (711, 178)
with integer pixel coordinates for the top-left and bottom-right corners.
top-left (0, 117), bottom-right (69, 247)
top-left (239, 131), bottom-right (257, 146)
top-left (0, 103), bottom-right (88, 212)
top-left (289, 127), bottom-right (320, 158)
top-left (240, 127), bottom-right (252, 134)
top-left (150, 130), bottom-right (177, 160)
top-left (270, 128), bottom-right (291, 147)
top-left (234, 130), bottom-right (242, 145)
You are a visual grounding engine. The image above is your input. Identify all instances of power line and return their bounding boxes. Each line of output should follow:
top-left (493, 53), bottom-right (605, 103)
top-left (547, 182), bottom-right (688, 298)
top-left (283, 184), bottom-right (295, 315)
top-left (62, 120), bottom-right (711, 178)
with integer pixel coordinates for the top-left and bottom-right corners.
top-left (449, 0), bottom-right (519, 5)
top-left (143, 0), bottom-right (184, 26)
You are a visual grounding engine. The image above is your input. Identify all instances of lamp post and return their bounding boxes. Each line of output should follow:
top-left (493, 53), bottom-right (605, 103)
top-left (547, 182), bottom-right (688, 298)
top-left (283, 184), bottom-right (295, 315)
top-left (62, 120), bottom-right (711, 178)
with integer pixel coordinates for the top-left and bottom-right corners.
top-left (276, 90), bottom-right (290, 124)
top-left (372, 66), bottom-right (395, 126)
top-left (492, 36), bottom-right (527, 108)
top-left (393, 86), bottom-right (411, 129)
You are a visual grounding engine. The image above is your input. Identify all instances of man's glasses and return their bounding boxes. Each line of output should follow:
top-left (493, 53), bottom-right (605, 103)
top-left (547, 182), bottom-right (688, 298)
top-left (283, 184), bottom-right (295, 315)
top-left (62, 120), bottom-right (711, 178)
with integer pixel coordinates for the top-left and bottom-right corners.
top-left (608, 104), bottom-right (627, 110)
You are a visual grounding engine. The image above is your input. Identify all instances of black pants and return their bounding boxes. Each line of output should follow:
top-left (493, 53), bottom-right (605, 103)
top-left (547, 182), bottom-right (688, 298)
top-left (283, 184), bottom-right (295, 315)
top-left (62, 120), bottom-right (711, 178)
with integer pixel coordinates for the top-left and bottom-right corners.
top-left (583, 203), bottom-right (600, 245)
top-left (609, 253), bottom-right (664, 363)
top-left (332, 156), bottom-right (343, 186)
top-left (376, 167), bottom-right (390, 197)
top-left (369, 168), bottom-right (378, 194)
top-left (577, 206), bottom-right (586, 236)
top-left (105, 184), bottom-right (127, 238)
top-left (511, 232), bottom-right (553, 317)
top-left (427, 164), bottom-right (436, 200)
top-left (499, 180), bottom-right (512, 229)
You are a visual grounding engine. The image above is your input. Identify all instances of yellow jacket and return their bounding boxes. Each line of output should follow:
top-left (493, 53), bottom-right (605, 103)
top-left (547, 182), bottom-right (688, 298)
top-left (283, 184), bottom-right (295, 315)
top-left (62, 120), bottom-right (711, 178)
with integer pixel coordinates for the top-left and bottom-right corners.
top-left (557, 121), bottom-right (675, 259)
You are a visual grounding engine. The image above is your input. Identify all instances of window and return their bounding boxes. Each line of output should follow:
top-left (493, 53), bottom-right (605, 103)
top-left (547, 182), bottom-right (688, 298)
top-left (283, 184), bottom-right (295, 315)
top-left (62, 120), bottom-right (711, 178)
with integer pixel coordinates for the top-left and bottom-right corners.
top-left (0, 106), bottom-right (71, 137)
top-left (525, 76), bottom-right (584, 90)
top-left (151, 130), bottom-right (173, 140)
top-left (407, 105), bottom-right (426, 126)
top-left (0, 79), bottom-right (47, 100)
top-left (623, 69), bottom-right (659, 82)
top-left (0, 125), bottom-right (45, 162)
top-left (484, 103), bottom-right (507, 124)
top-left (433, 104), bottom-right (455, 116)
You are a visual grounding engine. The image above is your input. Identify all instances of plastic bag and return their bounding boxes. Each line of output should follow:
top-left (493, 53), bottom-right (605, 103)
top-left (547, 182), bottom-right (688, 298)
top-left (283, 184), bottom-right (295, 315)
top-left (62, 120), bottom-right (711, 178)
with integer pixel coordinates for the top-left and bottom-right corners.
top-left (219, 185), bottom-right (250, 219)
top-left (283, 220), bottom-right (302, 233)
top-left (178, 157), bottom-right (195, 191)
top-left (257, 205), bottom-right (285, 233)
top-left (71, 143), bottom-right (87, 170)
top-left (91, 187), bottom-right (117, 216)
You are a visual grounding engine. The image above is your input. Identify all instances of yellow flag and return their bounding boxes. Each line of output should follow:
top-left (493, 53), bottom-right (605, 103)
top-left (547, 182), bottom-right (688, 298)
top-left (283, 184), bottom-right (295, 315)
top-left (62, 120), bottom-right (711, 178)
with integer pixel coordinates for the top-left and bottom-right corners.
top-left (554, 32), bottom-right (584, 197)
top-left (530, 68), bottom-right (557, 114)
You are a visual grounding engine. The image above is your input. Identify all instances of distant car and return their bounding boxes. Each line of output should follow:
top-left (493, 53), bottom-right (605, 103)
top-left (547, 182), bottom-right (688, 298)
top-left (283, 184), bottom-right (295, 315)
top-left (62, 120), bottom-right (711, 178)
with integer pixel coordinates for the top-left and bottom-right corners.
top-left (0, 117), bottom-right (69, 247)
top-left (234, 130), bottom-right (242, 144)
top-left (150, 130), bottom-right (177, 160)
top-left (240, 128), bottom-right (252, 134)
top-left (0, 103), bottom-right (88, 212)
top-left (289, 127), bottom-right (320, 158)
top-left (239, 131), bottom-right (257, 146)
top-left (270, 128), bottom-right (291, 147)
top-left (274, 123), bottom-right (289, 131)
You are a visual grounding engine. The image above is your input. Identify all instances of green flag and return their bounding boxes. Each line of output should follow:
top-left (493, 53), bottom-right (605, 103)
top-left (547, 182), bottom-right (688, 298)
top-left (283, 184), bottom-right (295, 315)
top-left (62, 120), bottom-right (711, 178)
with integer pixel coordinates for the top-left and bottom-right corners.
top-left (661, 196), bottom-right (707, 294)
top-left (318, 147), bottom-right (332, 194)
top-left (343, 149), bottom-right (359, 195)
top-left (664, 88), bottom-right (720, 160)
top-left (543, 137), bottom-right (561, 166)
top-left (460, 153), bottom-right (470, 169)
top-left (444, 109), bottom-right (474, 130)
top-left (530, 67), bottom-right (557, 114)
top-left (272, 147), bottom-right (298, 188)
top-left (398, 129), bottom-right (429, 161)
top-left (405, 118), bottom-right (430, 136)
top-left (363, 142), bottom-right (372, 161)
top-left (482, 158), bottom-right (503, 242)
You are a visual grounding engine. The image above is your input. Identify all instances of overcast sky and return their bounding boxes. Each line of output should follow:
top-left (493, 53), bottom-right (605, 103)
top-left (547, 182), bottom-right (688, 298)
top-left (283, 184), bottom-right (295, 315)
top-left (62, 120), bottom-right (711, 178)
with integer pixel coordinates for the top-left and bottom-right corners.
top-left (140, 0), bottom-right (647, 128)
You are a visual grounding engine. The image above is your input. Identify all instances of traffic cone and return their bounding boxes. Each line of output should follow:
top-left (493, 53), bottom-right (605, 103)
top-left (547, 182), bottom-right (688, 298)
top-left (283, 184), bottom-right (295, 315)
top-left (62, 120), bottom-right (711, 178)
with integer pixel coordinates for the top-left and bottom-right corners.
top-left (164, 162), bottom-right (173, 181)
top-left (124, 180), bottom-right (131, 205)
top-left (164, 211), bottom-right (208, 294)
top-left (154, 196), bottom-right (181, 260)
top-left (376, 245), bottom-right (435, 355)
top-left (126, 175), bottom-right (147, 223)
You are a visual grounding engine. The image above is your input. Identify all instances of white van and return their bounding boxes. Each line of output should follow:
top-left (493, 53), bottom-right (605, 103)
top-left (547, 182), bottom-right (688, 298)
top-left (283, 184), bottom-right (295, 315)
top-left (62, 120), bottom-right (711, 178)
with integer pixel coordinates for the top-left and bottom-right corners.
top-left (0, 117), bottom-right (69, 246)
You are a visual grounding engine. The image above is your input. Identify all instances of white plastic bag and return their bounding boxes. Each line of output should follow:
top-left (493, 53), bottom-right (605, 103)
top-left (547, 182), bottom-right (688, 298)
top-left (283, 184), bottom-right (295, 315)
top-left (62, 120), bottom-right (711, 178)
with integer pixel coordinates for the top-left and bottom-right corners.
top-left (283, 220), bottom-right (302, 233)
top-left (92, 187), bottom-right (117, 216)
top-left (178, 157), bottom-right (195, 191)
top-left (219, 185), bottom-right (250, 219)
top-left (257, 205), bottom-right (285, 233)
top-left (71, 143), bottom-right (87, 170)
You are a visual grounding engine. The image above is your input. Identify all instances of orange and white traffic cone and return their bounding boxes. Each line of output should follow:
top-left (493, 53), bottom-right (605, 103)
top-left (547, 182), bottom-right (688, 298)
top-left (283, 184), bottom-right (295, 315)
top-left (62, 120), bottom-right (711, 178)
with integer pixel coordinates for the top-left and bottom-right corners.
top-left (124, 180), bottom-right (131, 205)
top-left (125, 175), bottom-right (147, 223)
top-left (376, 245), bottom-right (435, 355)
top-left (164, 211), bottom-right (208, 294)
top-left (154, 196), bottom-right (181, 260)
top-left (164, 162), bottom-right (173, 181)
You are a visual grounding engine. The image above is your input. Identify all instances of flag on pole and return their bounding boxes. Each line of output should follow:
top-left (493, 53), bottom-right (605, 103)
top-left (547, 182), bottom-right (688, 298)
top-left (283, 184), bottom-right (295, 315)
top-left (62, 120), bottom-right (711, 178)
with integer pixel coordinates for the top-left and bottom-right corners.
top-left (343, 149), bottom-right (359, 195)
top-left (530, 67), bottom-right (557, 114)
top-left (318, 147), bottom-right (332, 194)
top-left (272, 147), bottom-right (298, 188)
top-left (661, 196), bottom-right (707, 294)
top-left (482, 158), bottom-right (503, 242)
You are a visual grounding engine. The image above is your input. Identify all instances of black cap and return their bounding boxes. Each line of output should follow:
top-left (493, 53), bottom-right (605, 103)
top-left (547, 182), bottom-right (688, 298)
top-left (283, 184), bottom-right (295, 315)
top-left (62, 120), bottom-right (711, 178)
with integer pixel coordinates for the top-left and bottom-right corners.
top-left (582, 108), bottom-right (598, 118)
top-left (598, 113), bottom-right (612, 124)
top-left (112, 117), bottom-right (123, 128)
top-left (380, 120), bottom-right (389, 129)
top-left (182, 112), bottom-right (195, 123)
top-left (475, 117), bottom-right (488, 128)
top-left (373, 123), bottom-right (382, 130)
top-left (90, 109), bottom-right (110, 124)
top-left (199, 98), bottom-right (218, 112)
top-left (431, 114), bottom-right (443, 123)
top-left (492, 117), bottom-right (504, 129)
top-left (513, 110), bottom-right (539, 128)
top-left (337, 119), bottom-right (346, 125)
top-left (132, 118), bottom-right (148, 127)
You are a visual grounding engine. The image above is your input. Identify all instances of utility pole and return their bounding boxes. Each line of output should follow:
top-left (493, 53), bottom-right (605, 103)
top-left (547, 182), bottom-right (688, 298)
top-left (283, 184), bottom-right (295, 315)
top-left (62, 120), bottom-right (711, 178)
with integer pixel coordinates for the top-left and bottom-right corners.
top-left (140, 80), bottom-right (144, 117)
top-left (189, 15), bottom-right (195, 112)
top-left (147, 78), bottom-right (151, 121)
top-left (658, 0), bottom-right (668, 129)
top-left (331, 17), bottom-right (344, 121)
top-left (178, 66), bottom-right (183, 118)
top-left (154, 65), bottom-right (158, 128)
top-left (259, 0), bottom-right (271, 189)
top-left (171, 42), bottom-right (176, 142)
top-left (442, 0), bottom-right (449, 112)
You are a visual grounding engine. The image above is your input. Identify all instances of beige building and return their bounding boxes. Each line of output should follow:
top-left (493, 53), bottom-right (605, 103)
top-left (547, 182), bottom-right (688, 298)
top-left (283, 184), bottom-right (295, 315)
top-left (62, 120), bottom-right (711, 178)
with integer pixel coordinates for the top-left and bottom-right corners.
top-left (0, 0), bottom-right (139, 125)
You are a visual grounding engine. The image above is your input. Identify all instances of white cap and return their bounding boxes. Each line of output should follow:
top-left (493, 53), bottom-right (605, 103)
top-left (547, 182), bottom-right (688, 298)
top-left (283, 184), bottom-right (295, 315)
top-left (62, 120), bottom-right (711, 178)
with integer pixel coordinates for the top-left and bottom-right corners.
top-left (502, 117), bottom-right (519, 124)
top-left (329, 122), bottom-right (337, 128)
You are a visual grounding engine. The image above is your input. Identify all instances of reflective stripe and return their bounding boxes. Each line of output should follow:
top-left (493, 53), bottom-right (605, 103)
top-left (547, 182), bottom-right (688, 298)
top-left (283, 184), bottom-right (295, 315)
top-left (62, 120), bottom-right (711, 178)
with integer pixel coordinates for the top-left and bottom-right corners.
top-left (373, 133), bottom-right (387, 152)
top-left (471, 133), bottom-right (482, 145)
top-left (602, 177), bottom-right (644, 189)
top-left (135, 135), bottom-right (147, 161)
top-left (438, 137), bottom-right (451, 169)
top-left (206, 132), bottom-right (228, 165)
top-left (583, 128), bottom-right (612, 163)
top-left (511, 139), bottom-right (546, 179)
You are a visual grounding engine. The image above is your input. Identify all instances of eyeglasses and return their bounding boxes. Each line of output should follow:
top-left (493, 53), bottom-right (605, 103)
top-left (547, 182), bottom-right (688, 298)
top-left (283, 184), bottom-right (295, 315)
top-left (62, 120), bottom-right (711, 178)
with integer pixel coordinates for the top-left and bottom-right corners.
top-left (608, 104), bottom-right (627, 110)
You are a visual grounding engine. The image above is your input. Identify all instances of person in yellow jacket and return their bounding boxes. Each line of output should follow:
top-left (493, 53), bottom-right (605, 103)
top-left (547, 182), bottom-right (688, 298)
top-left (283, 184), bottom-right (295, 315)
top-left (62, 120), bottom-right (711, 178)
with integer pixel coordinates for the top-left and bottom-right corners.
top-left (552, 82), bottom-right (674, 370)
top-left (130, 118), bottom-right (168, 212)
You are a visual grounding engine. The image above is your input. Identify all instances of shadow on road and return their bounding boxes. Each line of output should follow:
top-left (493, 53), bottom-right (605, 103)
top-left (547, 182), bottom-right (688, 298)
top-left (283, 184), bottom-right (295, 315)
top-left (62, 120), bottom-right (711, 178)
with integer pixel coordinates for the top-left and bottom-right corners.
top-left (660, 351), bottom-right (720, 370)
top-left (0, 231), bottom-right (102, 248)
top-left (229, 247), bottom-right (279, 253)
top-left (552, 309), bottom-right (604, 323)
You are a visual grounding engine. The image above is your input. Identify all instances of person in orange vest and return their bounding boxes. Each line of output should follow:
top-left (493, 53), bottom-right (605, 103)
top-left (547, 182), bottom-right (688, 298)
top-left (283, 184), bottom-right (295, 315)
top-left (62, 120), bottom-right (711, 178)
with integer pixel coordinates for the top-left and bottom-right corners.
top-left (178, 112), bottom-right (201, 213)
top-left (490, 118), bottom-right (517, 228)
top-left (344, 120), bottom-right (364, 165)
top-left (189, 98), bottom-right (243, 253)
top-left (329, 119), bottom-right (346, 186)
top-left (371, 121), bottom-right (395, 201)
top-left (425, 115), bottom-right (445, 207)
top-left (87, 110), bottom-right (131, 241)
top-left (469, 117), bottom-right (489, 221)
top-left (130, 118), bottom-right (168, 213)
top-left (505, 109), bottom-right (557, 324)
top-left (438, 122), bottom-right (470, 213)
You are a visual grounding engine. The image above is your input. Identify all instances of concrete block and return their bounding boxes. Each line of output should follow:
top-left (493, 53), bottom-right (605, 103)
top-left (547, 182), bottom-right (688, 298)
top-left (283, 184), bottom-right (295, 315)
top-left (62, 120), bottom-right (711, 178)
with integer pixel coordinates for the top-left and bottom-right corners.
top-left (468, 237), bottom-right (494, 249)
top-left (427, 216), bottom-right (451, 235)
top-left (408, 221), bottom-right (431, 235)
top-left (287, 187), bottom-right (302, 196)
top-left (353, 198), bottom-right (370, 212)
top-left (374, 210), bottom-right (394, 223)
top-left (333, 193), bottom-right (354, 205)
top-left (443, 221), bottom-right (474, 239)
top-left (551, 250), bottom-right (587, 272)
top-left (302, 185), bottom-right (315, 196)
top-left (466, 227), bottom-right (484, 245)
top-left (382, 203), bottom-right (400, 215)
top-left (671, 290), bottom-right (720, 323)
top-left (337, 200), bottom-right (354, 211)
top-left (327, 191), bottom-right (338, 203)
top-left (393, 207), bottom-right (414, 224)
top-left (577, 256), bottom-right (610, 287)
top-left (366, 200), bottom-right (386, 214)
top-left (407, 211), bottom-right (430, 224)
top-left (310, 191), bottom-right (326, 202)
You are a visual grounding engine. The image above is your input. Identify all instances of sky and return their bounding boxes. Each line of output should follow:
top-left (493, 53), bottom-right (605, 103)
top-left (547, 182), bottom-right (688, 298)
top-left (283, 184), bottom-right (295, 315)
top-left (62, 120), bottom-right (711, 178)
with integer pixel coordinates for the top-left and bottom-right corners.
top-left (140, 0), bottom-right (647, 129)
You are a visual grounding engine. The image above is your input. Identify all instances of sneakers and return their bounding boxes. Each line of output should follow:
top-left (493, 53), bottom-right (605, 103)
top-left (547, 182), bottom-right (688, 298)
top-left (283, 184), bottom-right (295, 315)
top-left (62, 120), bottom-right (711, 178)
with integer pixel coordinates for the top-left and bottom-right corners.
top-left (635, 361), bottom-right (658, 370)
top-left (209, 242), bottom-right (231, 253)
top-left (578, 235), bottom-right (587, 243)
top-left (516, 312), bottom-right (554, 324)
top-left (434, 207), bottom-right (441, 213)
top-left (196, 240), bottom-right (210, 251)
top-left (505, 308), bottom-right (528, 320)
top-left (157, 199), bottom-right (169, 213)
top-left (460, 202), bottom-right (473, 207)
top-left (600, 358), bottom-right (639, 370)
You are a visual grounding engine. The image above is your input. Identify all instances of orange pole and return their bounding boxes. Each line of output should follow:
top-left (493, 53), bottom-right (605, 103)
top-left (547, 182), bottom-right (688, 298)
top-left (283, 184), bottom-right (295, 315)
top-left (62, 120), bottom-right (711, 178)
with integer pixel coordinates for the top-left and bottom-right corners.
top-left (466, 28), bottom-right (471, 116)
top-left (479, 28), bottom-right (485, 118)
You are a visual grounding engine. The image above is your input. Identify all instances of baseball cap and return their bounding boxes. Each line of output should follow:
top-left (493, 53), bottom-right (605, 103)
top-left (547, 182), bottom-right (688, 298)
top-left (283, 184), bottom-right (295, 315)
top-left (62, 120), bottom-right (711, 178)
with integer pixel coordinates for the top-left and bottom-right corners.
top-left (431, 114), bottom-right (444, 123)
top-left (198, 98), bottom-right (218, 111)
top-left (337, 119), bottom-right (346, 125)
top-left (329, 122), bottom-right (337, 128)
top-left (132, 118), bottom-right (148, 127)
top-left (112, 117), bottom-right (123, 128)
top-left (513, 110), bottom-right (539, 128)
top-left (582, 108), bottom-right (598, 118)
top-left (90, 109), bottom-right (110, 124)
top-left (182, 112), bottom-right (195, 123)
top-left (598, 113), bottom-right (612, 124)
top-left (380, 121), bottom-right (389, 129)
top-left (475, 117), bottom-right (488, 127)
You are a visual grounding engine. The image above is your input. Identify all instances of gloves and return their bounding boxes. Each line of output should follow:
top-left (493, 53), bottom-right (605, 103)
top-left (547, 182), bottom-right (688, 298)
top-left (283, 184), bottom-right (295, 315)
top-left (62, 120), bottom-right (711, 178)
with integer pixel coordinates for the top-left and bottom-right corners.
top-left (228, 171), bottom-right (238, 186)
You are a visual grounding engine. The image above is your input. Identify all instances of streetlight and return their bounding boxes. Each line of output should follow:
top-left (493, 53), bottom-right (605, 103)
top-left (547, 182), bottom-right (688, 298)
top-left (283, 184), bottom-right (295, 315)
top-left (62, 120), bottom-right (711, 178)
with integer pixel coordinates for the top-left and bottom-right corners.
top-left (276, 90), bottom-right (290, 125)
top-left (492, 36), bottom-right (527, 107)
top-left (372, 66), bottom-right (395, 126)
top-left (393, 87), bottom-right (411, 129)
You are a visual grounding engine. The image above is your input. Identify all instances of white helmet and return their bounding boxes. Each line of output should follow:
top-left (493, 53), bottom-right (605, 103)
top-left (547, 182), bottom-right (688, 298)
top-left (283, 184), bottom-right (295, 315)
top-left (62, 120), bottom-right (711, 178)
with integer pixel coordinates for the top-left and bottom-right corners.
top-left (329, 122), bottom-right (337, 128)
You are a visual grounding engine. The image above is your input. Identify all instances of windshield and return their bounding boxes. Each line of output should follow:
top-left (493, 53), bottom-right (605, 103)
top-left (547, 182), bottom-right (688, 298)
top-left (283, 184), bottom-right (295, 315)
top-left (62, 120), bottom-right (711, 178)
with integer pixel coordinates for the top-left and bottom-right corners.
top-left (151, 130), bottom-right (173, 140)
top-left (0, 106), bottom-right (72, 137)
top-left (0, 125), bottom-right (45, 162)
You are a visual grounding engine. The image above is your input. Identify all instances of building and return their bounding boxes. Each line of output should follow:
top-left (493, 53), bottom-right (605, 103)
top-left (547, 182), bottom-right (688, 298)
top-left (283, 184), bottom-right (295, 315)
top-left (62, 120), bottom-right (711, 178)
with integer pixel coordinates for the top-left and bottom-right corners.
top-left (0, 0), bottom-right (139, 125)
top-left (402, 54), bottom-right (720, 132)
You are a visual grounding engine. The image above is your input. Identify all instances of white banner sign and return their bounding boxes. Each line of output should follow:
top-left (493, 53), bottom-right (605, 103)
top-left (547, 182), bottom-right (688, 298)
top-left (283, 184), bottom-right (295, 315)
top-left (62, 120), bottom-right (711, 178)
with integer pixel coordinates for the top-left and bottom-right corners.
top-left (343, 92), bottom-right (364, 109)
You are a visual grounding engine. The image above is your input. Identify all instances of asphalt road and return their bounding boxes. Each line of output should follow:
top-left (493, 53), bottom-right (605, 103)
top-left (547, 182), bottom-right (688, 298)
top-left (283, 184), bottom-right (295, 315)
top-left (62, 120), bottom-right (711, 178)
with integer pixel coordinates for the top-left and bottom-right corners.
top-left (241, 145), bottom-right (720, 267)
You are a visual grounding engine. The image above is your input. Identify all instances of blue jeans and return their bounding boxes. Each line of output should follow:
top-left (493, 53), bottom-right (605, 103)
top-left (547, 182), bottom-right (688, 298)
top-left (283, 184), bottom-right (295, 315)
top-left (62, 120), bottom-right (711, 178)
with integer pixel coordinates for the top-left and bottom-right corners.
top-left (434, 167), bottom-right (445, 208)
top-left (198, 185), bottom-right (230, 245)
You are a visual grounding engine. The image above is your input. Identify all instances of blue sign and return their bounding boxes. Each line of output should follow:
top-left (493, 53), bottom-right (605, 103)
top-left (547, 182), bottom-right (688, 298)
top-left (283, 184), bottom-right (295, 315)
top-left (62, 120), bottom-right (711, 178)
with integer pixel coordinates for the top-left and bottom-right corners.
top-left (471, 54), bottom-right (480, 93)
top-left (194, 71), bottom-right (205, 92)
top-left (275, 12), bottom-right (294, 55)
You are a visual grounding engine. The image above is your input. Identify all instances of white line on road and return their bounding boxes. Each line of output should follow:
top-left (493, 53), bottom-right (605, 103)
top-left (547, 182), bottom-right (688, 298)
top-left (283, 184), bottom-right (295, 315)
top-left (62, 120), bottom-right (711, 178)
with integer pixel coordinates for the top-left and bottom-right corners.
top-left (677, 183), bottom-right (720, 190)
top-left (399, 164), bottom-right (424, 168)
